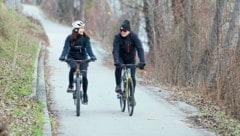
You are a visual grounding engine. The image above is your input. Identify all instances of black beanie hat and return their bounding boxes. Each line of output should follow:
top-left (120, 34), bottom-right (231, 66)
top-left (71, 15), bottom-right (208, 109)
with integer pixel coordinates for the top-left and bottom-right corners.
top-left (120, 20), bottom-right (131, 31)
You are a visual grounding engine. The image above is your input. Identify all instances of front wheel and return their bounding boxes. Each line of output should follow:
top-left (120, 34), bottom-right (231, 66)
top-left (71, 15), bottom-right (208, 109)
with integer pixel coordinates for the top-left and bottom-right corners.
top-left (119, 93), bottom-right (126, 112)
top-left (127, 79), bottom-right (135, 116)
top-left (76, 78), bottom-right (81, 116)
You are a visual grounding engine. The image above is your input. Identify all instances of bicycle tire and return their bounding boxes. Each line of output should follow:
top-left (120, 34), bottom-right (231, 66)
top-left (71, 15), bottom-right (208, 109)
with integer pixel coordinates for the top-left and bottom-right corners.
top-left (119, 94), bottom-right (126, 112)
top-left (119, 79), bottom-right (126, 112)
top-left (76, 78), bottom-right (81, 116)
top-left (127, 79), bottom-right (135, 116)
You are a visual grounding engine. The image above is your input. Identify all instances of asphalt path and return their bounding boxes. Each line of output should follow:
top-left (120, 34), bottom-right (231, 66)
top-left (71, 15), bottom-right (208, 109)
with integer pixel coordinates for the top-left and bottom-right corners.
top-left (22, 4), bottom-right (215, 136)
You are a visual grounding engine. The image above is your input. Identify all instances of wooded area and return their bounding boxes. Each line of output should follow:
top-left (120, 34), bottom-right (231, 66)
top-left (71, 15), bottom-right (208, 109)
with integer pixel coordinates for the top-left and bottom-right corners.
top-left (143, 0), bottom-right (240, 119)
top-left (0, 0), bottom-right (240, 135)
top-left (39, 0), bottom-right (240, 120)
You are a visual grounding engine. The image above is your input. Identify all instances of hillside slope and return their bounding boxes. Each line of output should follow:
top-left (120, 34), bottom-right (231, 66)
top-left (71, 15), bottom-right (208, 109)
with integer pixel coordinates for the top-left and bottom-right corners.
top-left (0, 3), bottom-right (48, 135)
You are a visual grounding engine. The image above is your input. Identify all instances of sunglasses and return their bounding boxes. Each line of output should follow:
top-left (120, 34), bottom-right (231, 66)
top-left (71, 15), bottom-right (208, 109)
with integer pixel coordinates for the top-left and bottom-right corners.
top-left (120, 29), bottom-right (128, 32)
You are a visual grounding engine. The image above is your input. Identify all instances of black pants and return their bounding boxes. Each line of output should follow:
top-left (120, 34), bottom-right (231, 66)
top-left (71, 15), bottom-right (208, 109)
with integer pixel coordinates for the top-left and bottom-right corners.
top-left (68, 62), bottom-right (88, 94)
top-left (115, 66), bottom-right (136, 88)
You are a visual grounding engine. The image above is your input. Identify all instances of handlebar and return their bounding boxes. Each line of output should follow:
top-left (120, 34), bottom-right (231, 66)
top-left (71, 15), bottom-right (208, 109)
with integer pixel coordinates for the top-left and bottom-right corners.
top-left (120, 64), bottom-right (139, 69)
top-left (65, 59), bottom-right (93, 64)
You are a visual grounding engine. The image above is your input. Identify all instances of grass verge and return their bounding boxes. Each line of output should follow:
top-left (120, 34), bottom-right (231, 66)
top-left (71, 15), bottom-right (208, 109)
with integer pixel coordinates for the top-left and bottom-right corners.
top-left (0, 2), bottom-right (48, 135)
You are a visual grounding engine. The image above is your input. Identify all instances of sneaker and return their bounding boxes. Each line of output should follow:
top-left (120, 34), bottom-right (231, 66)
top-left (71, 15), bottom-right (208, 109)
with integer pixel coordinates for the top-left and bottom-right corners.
top-left (115, 85), bottom-right (122, 94)
top-left (82, 94), bottom-right (88, 104)
top-left (67, 87), bottom-right (74, 93)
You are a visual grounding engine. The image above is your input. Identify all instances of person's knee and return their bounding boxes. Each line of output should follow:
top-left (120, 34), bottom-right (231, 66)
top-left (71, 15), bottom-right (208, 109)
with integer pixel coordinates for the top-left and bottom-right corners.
top-left (70, 68), bottom-right (75, 73)
top-left (83, 76), bottom-right (88, 80)
top-left (82, 71), bottom-right (87, 78)
top-left (115, 67), bottom-right (122, 72)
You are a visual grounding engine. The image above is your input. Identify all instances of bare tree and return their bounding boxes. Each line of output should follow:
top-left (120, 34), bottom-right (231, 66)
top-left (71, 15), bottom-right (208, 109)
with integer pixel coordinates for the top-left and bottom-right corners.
top-left (196, 0), bottom-right (227, 86)
top-left (181, 0), bottom-right (192, 86)
top-left (143, 0), bottom-right (155, 60)
top-left (223, 0), bottom-right (240, 48)
top-left (221, 0), bottom-right (240, 116)
top-left (237, 29), bottom-right (240, 60)
top-left (72, 0), bottom-right (80, 21)
top-left (171, 0), bottom-right (184, 25)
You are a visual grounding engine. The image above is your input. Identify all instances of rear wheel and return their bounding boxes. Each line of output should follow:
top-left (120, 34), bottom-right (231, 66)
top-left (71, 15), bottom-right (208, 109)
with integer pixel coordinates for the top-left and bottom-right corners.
top-left (76, 78), bottom-right (81, 116)
top-left (127, 79), bottom-right (134, 116)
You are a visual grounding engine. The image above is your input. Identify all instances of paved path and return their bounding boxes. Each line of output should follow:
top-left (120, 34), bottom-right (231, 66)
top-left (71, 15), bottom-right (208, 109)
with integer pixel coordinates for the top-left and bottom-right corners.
top-left (23, 4), bottom-right (215, 136)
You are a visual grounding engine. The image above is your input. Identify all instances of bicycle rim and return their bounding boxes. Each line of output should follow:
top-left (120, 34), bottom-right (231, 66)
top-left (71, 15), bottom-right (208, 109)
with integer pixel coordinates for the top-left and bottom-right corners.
top-left (127, 79), bottom-right (134, 116)
top-left (76, 79), bottom-right (81, 116)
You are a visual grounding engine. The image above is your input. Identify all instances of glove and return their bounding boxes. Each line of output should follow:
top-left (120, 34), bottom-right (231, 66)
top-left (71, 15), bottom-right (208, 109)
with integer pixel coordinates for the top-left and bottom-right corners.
top-left (59, 56), bottom-right (65, 61)
top-left (138, 62), bottom-right (145, 70)
top-left (91, 56), bottom-right (97, 61)
top-left (114, 62), bottom-right (121, 68)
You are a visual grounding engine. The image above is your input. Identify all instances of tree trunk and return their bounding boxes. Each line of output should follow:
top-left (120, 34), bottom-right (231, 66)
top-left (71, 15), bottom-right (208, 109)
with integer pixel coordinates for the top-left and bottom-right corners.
top-left (143, 0), bottom-right (161, 81)
top-left (181, 0), bottom-right (192, 86)
top-left (196, 0), bottom-right (227, 86)
top-left (207, 0), bottom-right (227, 86)
top-left (143, 0), bottom-right (154, 63)
top-left (171, 0), bottom-right (184, 25)
top-left (237, 28), bottom-right (240, 60)
top-left (223, 0), bottom-right (240, 48)
top-left (153, 0), bottom-right (164, 81)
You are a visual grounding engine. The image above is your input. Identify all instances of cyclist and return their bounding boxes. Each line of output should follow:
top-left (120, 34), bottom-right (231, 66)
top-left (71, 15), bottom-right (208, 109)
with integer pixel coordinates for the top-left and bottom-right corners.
top-left (112, 19), bottom-right (146, 93)
top-left (59, 20), bottom-right (97, 104)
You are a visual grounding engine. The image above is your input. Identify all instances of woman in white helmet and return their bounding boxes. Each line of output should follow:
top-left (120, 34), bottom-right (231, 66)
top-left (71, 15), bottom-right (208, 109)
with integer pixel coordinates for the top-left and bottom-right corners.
top-left (59, 20), bottom-right (97, 104)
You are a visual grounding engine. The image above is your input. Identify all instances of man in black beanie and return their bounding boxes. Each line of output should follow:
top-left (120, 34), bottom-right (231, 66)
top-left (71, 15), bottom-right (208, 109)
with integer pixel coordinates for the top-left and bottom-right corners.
top-left (112, 19), bottom-right (146, 96)
top-left (121, 20), bottom-right (131, 31)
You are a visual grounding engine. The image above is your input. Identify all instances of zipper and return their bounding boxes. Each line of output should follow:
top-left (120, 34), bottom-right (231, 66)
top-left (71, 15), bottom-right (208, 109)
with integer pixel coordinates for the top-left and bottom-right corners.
top-left (127, 43), bottom-right (130, 53)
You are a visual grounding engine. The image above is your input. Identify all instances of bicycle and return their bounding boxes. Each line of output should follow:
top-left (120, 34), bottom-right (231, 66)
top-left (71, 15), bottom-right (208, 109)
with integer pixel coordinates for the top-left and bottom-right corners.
top-left (65, 59), bottom-right (92, 116)
top-left (117, 64), bottom-right (139, 116)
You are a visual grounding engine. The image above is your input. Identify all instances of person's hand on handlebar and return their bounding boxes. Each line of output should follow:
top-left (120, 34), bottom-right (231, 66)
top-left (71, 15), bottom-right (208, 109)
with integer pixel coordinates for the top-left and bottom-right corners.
top-left (91, 56), bottom-right (97, 61)
top-left (114, 62), bottom-right (122, 68)
top-left (137, 62), bottom-right (145, 70)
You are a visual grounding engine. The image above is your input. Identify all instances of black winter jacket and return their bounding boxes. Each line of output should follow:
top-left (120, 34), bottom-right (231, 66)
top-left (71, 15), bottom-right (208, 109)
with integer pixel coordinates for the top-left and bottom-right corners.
top-left (60, 34), bottom-right (95, 60)
top-left (112, 32), bottom-right (145, 64)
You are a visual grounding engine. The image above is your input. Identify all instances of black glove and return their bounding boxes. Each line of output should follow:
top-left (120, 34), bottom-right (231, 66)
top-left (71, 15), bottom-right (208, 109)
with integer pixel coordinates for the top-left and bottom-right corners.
top-left (114, 62), bottom-right (121, 68)
top-left (91, 56), bottom-right (97, 61)
top-left (59, 56), bottom-right (65, 61)
top-left (138, 62), bottom-right (145, 70)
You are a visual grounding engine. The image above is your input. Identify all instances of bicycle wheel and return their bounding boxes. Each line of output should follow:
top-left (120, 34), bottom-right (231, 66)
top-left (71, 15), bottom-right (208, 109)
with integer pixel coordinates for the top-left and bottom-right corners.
top-left (127, 79), bottom-right (135, 116)
top-left (75, 78), bottom-right (81, 116)
top-left (119, 81), bottom-right (126, 112)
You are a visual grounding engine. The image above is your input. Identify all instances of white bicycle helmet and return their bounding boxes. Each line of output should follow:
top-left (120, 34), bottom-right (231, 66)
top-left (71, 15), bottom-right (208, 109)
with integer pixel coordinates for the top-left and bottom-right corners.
top-left (72, 20), bottom-right (85, 29)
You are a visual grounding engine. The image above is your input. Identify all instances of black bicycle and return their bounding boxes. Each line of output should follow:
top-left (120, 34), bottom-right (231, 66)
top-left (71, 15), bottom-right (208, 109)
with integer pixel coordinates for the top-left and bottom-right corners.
top-left (65, 59), bottom-right (92, 116)
top-left (117, 64), bottom-right (138, 116)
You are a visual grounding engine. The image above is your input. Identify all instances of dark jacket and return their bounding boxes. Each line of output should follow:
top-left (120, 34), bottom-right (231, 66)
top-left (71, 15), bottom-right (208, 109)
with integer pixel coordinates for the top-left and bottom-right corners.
top-left (112, 32), bottom-right (145, 64)
top-left (60, 34), bottom-right (95, 60)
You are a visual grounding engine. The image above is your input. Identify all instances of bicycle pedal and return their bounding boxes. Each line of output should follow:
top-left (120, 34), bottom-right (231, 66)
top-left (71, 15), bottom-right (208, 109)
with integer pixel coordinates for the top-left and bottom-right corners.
top-left (67, 88), bottom-right (75, 93)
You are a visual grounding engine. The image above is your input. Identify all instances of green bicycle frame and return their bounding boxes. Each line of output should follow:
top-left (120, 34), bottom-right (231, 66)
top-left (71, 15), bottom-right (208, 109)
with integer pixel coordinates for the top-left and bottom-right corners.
top-left (123, 67), bottom-right (132, 99)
